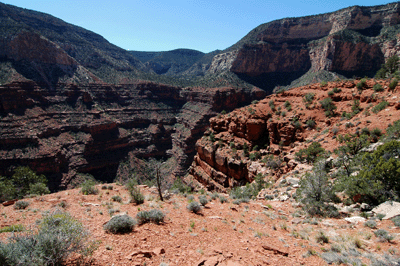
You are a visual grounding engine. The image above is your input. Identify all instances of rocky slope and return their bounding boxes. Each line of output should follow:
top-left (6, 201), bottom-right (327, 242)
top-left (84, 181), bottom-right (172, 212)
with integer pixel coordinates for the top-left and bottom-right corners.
top-left (0, 80), bottom-right (264, 189)
top-left (207, 2), bottom-right (400, 92)
top-left (0, 2), bottom-right (147, 86)
top-left (189, 79), bottom-right (400, 192)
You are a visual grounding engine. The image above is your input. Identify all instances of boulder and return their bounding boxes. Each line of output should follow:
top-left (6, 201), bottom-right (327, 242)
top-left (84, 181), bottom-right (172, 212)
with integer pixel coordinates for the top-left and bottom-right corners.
top-left (371, 201), bottom-right (400, 220)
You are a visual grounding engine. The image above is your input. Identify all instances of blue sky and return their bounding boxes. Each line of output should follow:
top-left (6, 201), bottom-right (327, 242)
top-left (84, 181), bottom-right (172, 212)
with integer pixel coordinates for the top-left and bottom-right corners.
top-left (1, 0), bottom-right (393, 53)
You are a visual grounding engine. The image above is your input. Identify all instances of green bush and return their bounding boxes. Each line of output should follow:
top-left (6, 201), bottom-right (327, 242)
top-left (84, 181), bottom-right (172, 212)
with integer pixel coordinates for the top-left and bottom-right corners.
top-left (170, 178), bottom-right (191, 194)
top-left (268, 100), bottom-right (275, 110)
top-left (0, 224), bottom-right (24, 233)
top-left (375, 55), bottom-right (399, 79)
top-left (0, 211), bottom-right (96, 265)
top-left (0, 179), bottom-right (16, 202)
top-left (356, 79), bottom-right (367, 90)
top-left (14, 200), bottom-right (29, 210)
top-left (103, 214), bottom-right (136, 234)
top-left (80, 180), bottom-right (98, 195)
top-left (0, 167), bottom-right (49, 202)
top-left (303, 93), bottom-right (315, 103)
top-left (384, 119), bottom-right (400, 141)
top-left (342, 141), bottom-right (400, 205)
top-left (28, 183), bottom-right (50, 196)
top-left (284, 100), bottom-right (291, 110)
top-left (136, 209), bottom-right (165, 225)
top-left (319, 98), bottom-right (337, 117)
top-left (315, 231), bottom-right (329, 244)
top-left (187, 201), bottom-right (201, 213)
top-left (372, 101), bottom-right (389, 114)
top-left (373, 83), bottom-right (383, 92)
top-left (389, 79), bottom-right (398, 91)
top-left (296, 162), bottom-right (338, 217)
top-left (126, 179), bottom-right (144, 205)
top-left (305, 119), bottom-right (316, 129)
top-left (295, 142), bottom-right (326, 164)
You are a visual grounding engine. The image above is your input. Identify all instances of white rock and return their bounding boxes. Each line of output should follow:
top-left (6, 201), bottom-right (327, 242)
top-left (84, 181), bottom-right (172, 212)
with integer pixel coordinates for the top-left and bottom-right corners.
top-left (372, 201), bottom-right (400, 220)
top-left (344, 216), bottom-right (366, 224)
top-left (279, 195), bottom-right (289, 201)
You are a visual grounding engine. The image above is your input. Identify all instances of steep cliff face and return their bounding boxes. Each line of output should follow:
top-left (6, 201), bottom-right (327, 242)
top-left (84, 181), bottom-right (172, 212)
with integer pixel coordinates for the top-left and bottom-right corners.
top-left (189, 79), bottom-right (400, 192)
top-left (0, 81), bottom-right (265, 189)
top-left (207, 3), bottom-right (400, 92)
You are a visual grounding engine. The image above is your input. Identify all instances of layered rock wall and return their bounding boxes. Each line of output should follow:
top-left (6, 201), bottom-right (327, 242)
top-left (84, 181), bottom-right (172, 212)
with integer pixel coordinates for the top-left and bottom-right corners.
top-left (207, 3), bottom-right (400, 90)
top-left (0, 81), bottom-right (265, 189)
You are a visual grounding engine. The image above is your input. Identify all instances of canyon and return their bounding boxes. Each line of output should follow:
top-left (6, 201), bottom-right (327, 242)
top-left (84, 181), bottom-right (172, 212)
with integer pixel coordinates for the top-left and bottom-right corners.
top-left (1, 2), bottom-right (400, 190)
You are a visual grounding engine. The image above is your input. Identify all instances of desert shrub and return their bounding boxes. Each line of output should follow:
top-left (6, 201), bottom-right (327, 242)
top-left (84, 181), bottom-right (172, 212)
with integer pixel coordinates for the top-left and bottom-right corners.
top-left (295, 142), bottom-right (326, 164)
top-left (303, 93), bottom-right (315, 103)
top-left (111, 195), bottom-right (122, 202)
top-left (332, 87), bottom-right (341, 93)
top-left (373, 83), bottom-right (383, 92)
top-left (391, 216), bottom-right (400, 227)
top-left (320, 98), bottom-right (337, 117)
top-left (211, 192), bottom-right (219, 200)
top-left (320, 81), bottom-right (327, 87)
top-left (305, 119), bottom-right (316, 129)
top-left (384, 119), bottom-right (400, 141)
top-left (268, 100), bottom-right (275, 110)
top-left (101, 185), bottom-right (108, 190)
top-left (0, 224), bottom-right (24, 233)
top-left (351, 99), bottom-right (361, 115)
top-left (28, 183), bottom-right (50, 196)
top-left (230, 174), bottom-right (266, 200)
top-left (0, 211), bottom-right (96, 265)
top-left (263, 155), bottom-right (282, 170)
top-left (389, 79), bottom-right (398, 91)
top-left (80, 180), bottom-right (98, 195)
top-left (284, 100), bottom-right (291, 110)
top-left (14, 200), bottom-right (29, 210)
top-left (187, 201), bottom-right (201, 213)
top-left (374, 229), bottom-right (394, 242)
top-left (375, 55), bottom-right (399, 79)
top-left (170, 178), bottom-right (191, 194)
top-left (198, 195), bottom-right (208, 206)
top-left (136, 209), bottom-right (165, 225)
top-left (296, 162), bottom-right (338, 217)
top-left (126, 179), bottom-right (144, 204)
top-left (103, 214), bottom-right (136, 234)
top-left (356, 78), bottom-right (367, 90)
top-left (364, 220), bottom-right (377, 228)
top-left (372, 101), bottom-right (389, 114)
top-left (219, 196), bottom-right (227, 203)
top-left (233, 198), bottom-right (249, 205)
top-left (315, 231), bottom-right (329, 244)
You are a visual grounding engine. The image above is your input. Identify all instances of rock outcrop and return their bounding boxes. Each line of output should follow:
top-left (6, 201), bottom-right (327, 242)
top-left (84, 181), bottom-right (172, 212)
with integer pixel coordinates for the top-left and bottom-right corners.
top-left (207, 3), bottom-right (400, 92)
top-left (189, 79), bottom-right (400, 192)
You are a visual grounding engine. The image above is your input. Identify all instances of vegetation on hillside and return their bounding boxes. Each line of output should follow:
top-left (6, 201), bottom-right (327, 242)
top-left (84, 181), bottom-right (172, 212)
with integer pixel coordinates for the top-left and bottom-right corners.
top-left (295, 120), bottom-right (400, 217)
